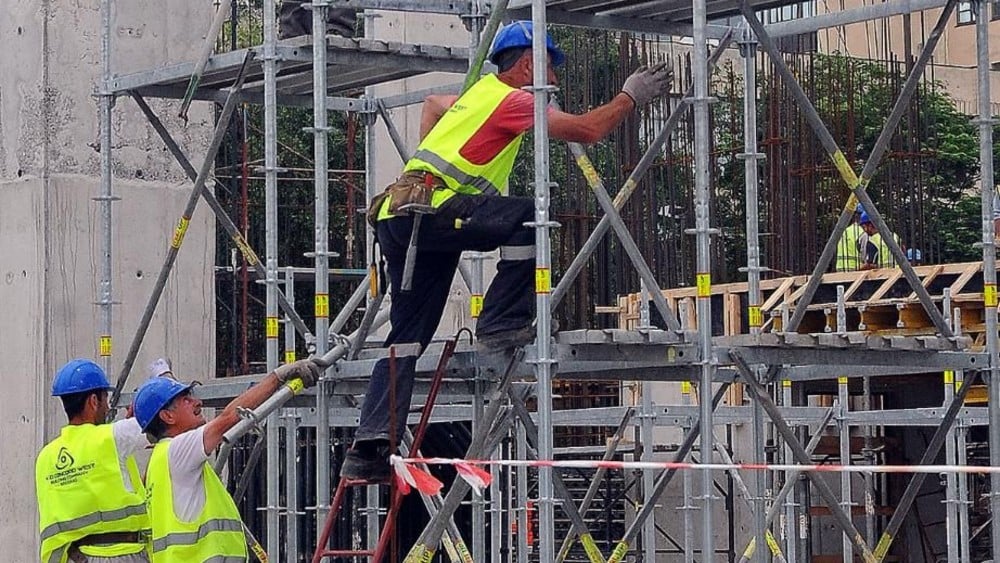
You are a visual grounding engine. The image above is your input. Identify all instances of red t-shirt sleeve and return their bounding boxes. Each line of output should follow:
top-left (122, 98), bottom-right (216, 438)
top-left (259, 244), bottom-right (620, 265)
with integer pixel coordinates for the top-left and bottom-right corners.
top-left (458, 89), bottom-right (554, 165)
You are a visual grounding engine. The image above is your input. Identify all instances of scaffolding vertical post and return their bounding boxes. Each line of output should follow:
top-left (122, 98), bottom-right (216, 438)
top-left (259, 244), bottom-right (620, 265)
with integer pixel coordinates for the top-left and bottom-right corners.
top-left (837, 377), bottom-right (852, 563)
top-left (516, 420), bottom-right (530, 563)
top-left (955, 374), bottom-right (972, 563)
top-left (691, 0), bottom-right (716, 555)
top-left (976, 2), bottom-right (1000, 561)
top-left (782, 379), bottom-right (800, 562)
top-left (528, 2), bottom-right (556, 562)
top-left (98, 0), bottom-right (114, 372)
top-left (283, 268), bottom-right (299, 561)
top-left (943, 370), bottom-right (959, 563)
top-left (362, 11), bottom-right (382, 552)
top-left (263, 0), bottom-right (281, 554)
top-left (681, 382), bottom-right (695, 563)
top-left (639, 380), bottom-right (656, 562)
top-left (739, 24), bottom-right (768, 563)
top-left (311, 0), bottom-right (333, 537)
top-left (285, 412), bottom-right (301, 561)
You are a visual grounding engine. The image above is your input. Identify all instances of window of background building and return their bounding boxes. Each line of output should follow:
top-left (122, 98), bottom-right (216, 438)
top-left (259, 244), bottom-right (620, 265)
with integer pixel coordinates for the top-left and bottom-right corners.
top-left (993, 0), bottom-right (1000, 20)
top-left (957, 1), bottom-right (975, 24)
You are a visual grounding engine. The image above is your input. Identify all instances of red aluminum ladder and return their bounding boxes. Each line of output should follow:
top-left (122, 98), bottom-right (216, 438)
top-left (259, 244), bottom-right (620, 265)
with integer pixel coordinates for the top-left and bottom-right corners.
top-left (311, 334), bottom-right (461, 563)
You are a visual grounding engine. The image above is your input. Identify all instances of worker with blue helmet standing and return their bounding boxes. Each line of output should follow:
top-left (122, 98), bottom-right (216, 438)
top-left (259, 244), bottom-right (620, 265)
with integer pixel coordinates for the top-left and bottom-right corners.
top-left (859, 209), bottom-right (901, 270)
top-left (35, 359), bottom-right (152, 563)
top-left (132, 359), bottom-right (320, 562)
top-left (343, 20), bottom-right (674, 481)
top-left (835, 203), bottom-right (869, 272)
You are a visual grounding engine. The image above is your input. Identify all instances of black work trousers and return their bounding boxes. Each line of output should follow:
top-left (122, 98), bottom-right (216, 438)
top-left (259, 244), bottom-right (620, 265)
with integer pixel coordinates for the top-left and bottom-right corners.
top-left (355, 194), bottom-right (535, 442)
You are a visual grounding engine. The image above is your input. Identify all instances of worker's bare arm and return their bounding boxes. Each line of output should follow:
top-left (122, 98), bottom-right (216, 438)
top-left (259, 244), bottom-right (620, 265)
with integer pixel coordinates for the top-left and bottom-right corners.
top-left (420, 94), bottom-right (459, 140)
top-left (548, 94), bottom-right (636, 144)
top-left (202, 373), bottom-right (282, 453)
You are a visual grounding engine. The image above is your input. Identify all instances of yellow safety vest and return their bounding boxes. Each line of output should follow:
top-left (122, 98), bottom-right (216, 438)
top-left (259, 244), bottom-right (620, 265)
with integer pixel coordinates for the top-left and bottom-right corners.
top-left (146, 438), bottom-right (247, 563)
top-left (378, 73), bottom-right (525, 220)
top-left (868, 232), bottom-right (899, 269)
top-left (36, 423), bottom-right (149, 563)
top-left (835, 223), bottom-right (865, 272)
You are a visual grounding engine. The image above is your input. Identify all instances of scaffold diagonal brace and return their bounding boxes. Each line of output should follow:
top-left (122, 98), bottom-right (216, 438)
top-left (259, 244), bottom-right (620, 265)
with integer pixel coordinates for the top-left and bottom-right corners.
top-left (740, 0), bottom-right (957, 337)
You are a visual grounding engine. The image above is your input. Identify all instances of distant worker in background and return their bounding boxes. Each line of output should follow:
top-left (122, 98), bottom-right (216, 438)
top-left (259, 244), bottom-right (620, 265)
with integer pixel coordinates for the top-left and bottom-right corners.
top-left (36, 359), bottom-right (151, 563)
top-left (340, 20), bottom-right (674, 482)
top-left (133, 359), bottom-right (320, 562)
top-left (859, 210), bottom-right (901, 270)
top-left (835, 203), bottom-right (869, 272)
top-left (906, 247), bottom-right (923, 266)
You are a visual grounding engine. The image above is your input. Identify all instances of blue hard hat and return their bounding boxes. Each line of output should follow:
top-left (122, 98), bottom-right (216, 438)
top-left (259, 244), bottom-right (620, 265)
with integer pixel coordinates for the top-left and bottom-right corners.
top-left (859, 211), bottom-right (872, 224)
top-left (52, 359), bottom-right (113, 397)
top-left (855, 203), bottom-right (865, 215)
top-left (133, 376), bottom-right (194, 431)
top-left (489, 20), bottom-right (565, 67)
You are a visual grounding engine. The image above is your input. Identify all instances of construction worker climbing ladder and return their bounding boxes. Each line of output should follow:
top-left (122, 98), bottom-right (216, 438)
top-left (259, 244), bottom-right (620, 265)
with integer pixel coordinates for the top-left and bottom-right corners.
top-left (341, 19), bottom-right (674, 482)
top-left (132, 358), bottom-right (320, 562)
top-left (36, 359), bottom-right (152, 563)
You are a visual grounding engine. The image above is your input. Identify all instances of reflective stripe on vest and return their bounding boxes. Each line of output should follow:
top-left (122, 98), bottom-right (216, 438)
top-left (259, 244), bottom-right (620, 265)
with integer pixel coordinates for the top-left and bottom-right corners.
top-left (36, 423), bottom-right (150, 563)
top-left (151, 519), bottom-right (244, 553)
top-left (411, 149), bottom-right (501, 196)
top-left (147, 437), bottom-right (248, 563)
top-left (381, 73), bottom-right (524, 221)
top-left (40, 503), bottom-right (148, 543)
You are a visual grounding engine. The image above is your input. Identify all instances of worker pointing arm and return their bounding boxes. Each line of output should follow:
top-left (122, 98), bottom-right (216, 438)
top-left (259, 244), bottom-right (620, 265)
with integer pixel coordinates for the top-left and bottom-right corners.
top-left (132, 359), bottom-right (320, 562)
top-left (346, 20), bottom-right (673, 482)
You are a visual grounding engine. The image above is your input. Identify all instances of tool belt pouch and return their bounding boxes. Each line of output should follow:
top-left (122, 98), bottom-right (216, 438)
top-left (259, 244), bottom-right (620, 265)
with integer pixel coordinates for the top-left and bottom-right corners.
top-left (366, 174), bottom-right (441, 227)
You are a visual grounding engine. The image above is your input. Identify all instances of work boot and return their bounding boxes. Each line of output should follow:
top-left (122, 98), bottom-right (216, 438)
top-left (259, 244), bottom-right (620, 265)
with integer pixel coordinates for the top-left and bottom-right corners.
top-left (475, 321), bottom-right (559, 353)
top-left (339, 439), bottom-right (392, 482)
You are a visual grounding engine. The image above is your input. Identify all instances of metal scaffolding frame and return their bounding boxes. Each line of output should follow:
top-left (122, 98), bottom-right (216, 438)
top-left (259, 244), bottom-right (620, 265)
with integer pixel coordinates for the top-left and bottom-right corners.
top-left (96, 0), bottom-right (1000, 561)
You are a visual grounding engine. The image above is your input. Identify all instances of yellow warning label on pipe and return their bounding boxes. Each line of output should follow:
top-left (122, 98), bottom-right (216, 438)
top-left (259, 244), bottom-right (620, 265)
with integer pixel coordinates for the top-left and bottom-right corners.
top-left (535, 268), bottom-right (551, 294)
top-left (873, 533), bottom-right (892, 561)
top-left (578, 534), bottom-right (602, 563)
top-left (285, 351), bottom-right (296, 364)
top-left (681, 381), bottom-right (692, 394)
top-left (696, 273), bottom-right (711, 297)
top-left (782, 379), bottom-right (792, 388)
top-left (608, 541), bottom-right (629, 563)
top-left (171, 217), bottom-right (190, 249)
top-left (454, 541), bottom-right (473, 563)
top-left (944, 370), bottom-right (954, 385)
top-left (470, 294), bottom-right (483, 318)
top-left (741, 539), bottom-right (756, 559)
top-left (287, 378), bottom-right (305, 394)
top-left (369, 264), bottom-right (378, 298)
top-left (838, 376), bottom-right (848, 385)
top-left (748, 305), bottom-right (763, 327)
top-left (402, 545), bottom-right (435, 563)
top-left (99, 335), bottom-right (112, 357)
top-left (765, 531), bottom-right (781, 555)
top-left (233, 234), bottom-right (260, 266)
top-left (831, 150), bottom-right (860, 187)
top-left (315, 294), bottom-right (329, 318)
top-left (576, 155), bottom-right (601, 187)
top-left (249, 540), bottom-right (269, 563)
top-left (266, 317), bottom-right (279, 339)
top-left (986, 283), bottom-right (998, 307)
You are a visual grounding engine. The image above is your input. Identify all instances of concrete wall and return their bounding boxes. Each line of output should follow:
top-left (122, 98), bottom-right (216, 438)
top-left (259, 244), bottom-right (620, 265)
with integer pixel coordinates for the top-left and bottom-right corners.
top-left (0, 0), bottom-right (214, 559)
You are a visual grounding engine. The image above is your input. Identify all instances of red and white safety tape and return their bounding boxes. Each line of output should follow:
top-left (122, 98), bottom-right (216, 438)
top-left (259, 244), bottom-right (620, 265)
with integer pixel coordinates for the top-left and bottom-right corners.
top-left (388, 455), bottom-right (1000, 497)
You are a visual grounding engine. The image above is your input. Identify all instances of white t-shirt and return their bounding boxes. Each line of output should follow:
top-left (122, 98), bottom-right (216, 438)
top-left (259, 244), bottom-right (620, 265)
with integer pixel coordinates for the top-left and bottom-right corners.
top-left (111, 418), bottom-right (151, 493)
top-left (165, 426), bottom-right (212, 522)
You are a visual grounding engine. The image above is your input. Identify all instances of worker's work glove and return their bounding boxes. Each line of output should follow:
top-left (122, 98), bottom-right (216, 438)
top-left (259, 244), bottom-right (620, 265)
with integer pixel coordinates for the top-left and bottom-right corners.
top-left (621, 61), bottom-right (673, 107)
top-left (274, 359), bottom-right (323, 388)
